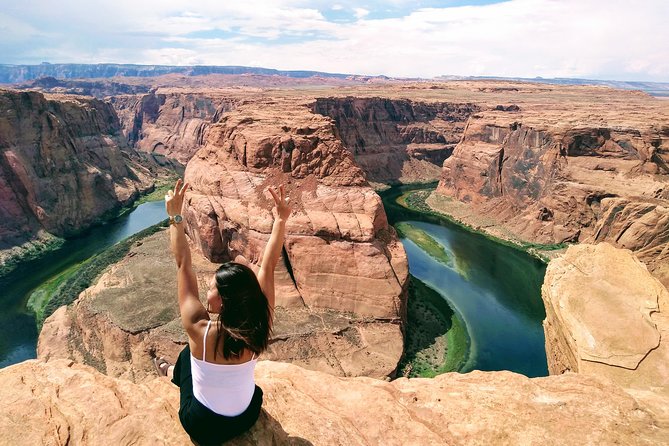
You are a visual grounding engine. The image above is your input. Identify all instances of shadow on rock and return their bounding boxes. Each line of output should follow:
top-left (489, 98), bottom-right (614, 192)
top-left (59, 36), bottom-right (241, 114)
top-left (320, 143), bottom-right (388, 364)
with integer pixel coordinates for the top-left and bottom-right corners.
top-left (229, 409), bottom-right (313, 445)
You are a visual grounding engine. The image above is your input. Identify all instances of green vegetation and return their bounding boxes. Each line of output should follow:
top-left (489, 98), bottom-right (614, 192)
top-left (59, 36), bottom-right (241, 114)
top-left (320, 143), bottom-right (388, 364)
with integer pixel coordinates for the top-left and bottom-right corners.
top-left (27, 219), bottom-right (169, 328)
top-left (97, 176), bottom-right (178, 223)
top-left (398, 276), bottom-right (470, 378)
top-left (388, 186), bottom-right (566, 264)
top-left (0, 236), bottom-right (65, 280)
top-left (27, 262), bottom-right (82, 324)
top-left (2, 177), bottom-right (177, 281)
top-left (395, 222), bottom-right (452, 267)
top-left (134, 178), bottom-right (178, 207)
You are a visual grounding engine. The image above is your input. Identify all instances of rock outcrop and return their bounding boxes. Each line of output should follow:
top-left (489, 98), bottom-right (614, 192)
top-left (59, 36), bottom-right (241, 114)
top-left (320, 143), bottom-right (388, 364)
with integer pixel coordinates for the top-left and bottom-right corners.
top-left (2, 358), bottom-right (666, 446)
top-left (39, 230), bottom-right (404, 380)
top-left (542, 243), bottom-right (669, 424)
top-left (432, 87), bottom-right (669, 285)
top-left (184, 99), bottom-right (408, 320)
top-left (111, 91), bottom-right (238, 164)
top-left (0, 89), bottom-right (156, 270)
top-left (313, 97), bottom-right (477, 184)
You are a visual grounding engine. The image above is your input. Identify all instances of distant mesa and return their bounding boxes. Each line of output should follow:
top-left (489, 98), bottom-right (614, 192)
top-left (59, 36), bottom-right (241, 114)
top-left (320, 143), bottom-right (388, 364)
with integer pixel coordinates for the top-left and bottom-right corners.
top-left (0, 63), bottom-right (361, 84)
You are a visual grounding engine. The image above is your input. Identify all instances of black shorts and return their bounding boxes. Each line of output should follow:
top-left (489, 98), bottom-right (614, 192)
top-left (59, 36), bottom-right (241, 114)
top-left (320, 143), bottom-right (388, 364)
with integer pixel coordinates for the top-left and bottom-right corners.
top-left (171, 345), bottom-right (263, 445)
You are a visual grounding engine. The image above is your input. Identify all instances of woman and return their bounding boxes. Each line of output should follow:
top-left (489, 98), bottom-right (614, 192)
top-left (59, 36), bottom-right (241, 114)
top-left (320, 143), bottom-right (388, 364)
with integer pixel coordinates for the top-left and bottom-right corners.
top-left (155, 178), bottom-right (290, 445)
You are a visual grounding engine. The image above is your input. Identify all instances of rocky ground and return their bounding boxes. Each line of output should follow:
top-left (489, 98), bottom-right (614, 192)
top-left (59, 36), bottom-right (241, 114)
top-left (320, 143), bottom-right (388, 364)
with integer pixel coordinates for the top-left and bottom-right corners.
top-left (4, 78), bottom-right (669, 444)
top-left (542, 243), bottom-right (669, 423)
top-left (6, 243), bottom-right (669, 445)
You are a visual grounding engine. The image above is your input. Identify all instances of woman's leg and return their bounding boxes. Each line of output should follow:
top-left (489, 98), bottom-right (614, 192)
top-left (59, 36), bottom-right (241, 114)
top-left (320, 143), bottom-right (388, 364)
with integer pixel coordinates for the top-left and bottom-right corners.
top-left (171, 344), bottom-right (191, 389)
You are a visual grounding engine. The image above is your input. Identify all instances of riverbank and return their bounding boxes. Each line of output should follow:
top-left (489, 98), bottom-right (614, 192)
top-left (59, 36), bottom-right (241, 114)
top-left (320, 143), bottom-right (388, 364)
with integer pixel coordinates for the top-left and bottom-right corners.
top-left (381, 183), bottom-right (548, 377)
top-left (27, 219), bottom-right (169, 328)
top-left (402, 187), bottom-right (566, 263)
top-left (0, 233), bottom-right (65, 280)
top-left (0, 178), bottom-right (176, 283)
top-left (398, 276), bottom-right (469, 377)
top-left (395, 222), bottom-right (451, 266)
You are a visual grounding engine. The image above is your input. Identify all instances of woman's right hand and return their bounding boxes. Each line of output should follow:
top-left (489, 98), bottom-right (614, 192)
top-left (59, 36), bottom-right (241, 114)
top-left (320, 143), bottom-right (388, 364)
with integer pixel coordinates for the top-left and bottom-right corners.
top-left (268, 185), bottom-right (291, 221)
top-left (165, 178), bottom-right (189, 217)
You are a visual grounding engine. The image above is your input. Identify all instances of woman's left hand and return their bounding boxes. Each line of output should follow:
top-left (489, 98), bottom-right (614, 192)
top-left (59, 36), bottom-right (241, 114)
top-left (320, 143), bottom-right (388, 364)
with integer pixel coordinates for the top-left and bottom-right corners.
top-left (165, 178), bottom-right (189, 217)
top-left (268, 184), bottom-right (291, 221)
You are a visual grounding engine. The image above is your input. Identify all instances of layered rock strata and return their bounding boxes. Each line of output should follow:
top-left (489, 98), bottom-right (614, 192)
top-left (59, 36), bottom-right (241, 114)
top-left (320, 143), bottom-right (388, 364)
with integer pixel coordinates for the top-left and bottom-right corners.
top-left (0, 89), bottom-right (155, 267)
top-left (111, 90), bottom-right (238, 164)
top-left (542, 243), bottom-right (669, 424)
top-left (2, 358), bottom-right (666, 446)
top-left (433, 93), bottom-right (669, 285)
top-left (313, 97), bottom-right (477, 184)
top-left (38, 230), bottom-right (404, 380)
top-left (184, 99), bottom-right (408, 321)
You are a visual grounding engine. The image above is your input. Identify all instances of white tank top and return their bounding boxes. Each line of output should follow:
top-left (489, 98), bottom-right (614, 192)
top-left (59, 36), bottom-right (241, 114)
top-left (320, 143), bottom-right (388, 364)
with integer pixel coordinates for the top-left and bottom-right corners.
top-left (191, 320), bottom-right (258, 416)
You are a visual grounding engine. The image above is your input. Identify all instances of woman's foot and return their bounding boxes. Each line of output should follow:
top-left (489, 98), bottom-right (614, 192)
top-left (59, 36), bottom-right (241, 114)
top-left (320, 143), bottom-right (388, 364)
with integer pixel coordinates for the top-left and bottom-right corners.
top-left (152, 357), bottom-right (173, 378)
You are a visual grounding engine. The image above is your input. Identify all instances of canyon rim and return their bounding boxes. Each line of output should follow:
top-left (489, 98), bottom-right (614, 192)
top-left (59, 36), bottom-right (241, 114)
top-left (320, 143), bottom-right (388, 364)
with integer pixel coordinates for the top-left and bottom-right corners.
top-left (0, 69), bottom-right (668, 445)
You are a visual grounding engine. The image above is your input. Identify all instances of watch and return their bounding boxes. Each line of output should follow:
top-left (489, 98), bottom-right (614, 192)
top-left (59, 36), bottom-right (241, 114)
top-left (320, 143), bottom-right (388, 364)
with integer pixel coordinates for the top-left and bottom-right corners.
top-left (169, 214), bottom-right (183, 225)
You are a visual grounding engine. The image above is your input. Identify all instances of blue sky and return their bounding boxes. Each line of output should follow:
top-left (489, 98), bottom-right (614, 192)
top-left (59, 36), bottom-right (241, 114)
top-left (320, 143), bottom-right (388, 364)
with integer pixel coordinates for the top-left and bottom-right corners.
top-left (0, 0), bottom-right (667, 81)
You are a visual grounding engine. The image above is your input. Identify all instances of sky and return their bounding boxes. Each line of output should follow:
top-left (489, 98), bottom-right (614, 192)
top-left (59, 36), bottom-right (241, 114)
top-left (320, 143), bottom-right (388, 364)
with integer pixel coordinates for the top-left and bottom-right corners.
top-left (0, 0), bottom-right (668, 82)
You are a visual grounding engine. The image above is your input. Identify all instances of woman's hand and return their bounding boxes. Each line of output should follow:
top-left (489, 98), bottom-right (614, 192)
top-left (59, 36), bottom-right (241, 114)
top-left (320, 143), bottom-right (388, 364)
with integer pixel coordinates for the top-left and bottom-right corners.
top-left (165, 179), bottom-right (189, 217)
top-left (268, 185), bottom-right (291, 221)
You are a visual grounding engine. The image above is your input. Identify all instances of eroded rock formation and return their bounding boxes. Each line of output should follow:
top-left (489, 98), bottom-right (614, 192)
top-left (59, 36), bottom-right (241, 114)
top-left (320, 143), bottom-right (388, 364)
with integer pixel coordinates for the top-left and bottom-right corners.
top-left (542, 243), bottom-right (669, 423)
top-left (0, 89), bottom-right (156, 268)
top-left (313, 97), bottom-right (477, 184)
top-left (2, 358), bottom-right (666, 446)
top-left (111, 91), bottom-right (238, 164)
top-left (184, 99), bottom-right (408, 320)
top-left (431, 87), bottom-right (669, 285)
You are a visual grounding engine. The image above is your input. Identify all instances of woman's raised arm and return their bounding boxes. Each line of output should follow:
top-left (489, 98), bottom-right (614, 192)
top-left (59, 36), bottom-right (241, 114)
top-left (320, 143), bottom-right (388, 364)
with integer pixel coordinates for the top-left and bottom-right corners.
top-left (166, 179), bottom-right (208, 335)
top-left (257, 185), bottom-right (291, 310)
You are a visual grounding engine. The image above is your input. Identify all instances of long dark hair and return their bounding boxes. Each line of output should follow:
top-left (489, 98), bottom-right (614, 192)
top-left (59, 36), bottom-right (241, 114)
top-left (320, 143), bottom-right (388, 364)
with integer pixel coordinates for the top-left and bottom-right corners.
top-left (213, 262), bottom-right (272, 360)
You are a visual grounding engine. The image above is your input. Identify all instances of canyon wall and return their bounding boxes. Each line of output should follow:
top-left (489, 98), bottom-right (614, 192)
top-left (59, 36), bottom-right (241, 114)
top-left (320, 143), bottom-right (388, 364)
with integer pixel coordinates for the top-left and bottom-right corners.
top-left (111, 91), bottom-right (238, 164)
top-left (39, 97), bottom-right (410, 380)
top-left (184, 99), bottom-right (408, 320)
top-left (0, 90), bottom-right (156, 268)
top-left (313, 97), bottom-right (477, 184)
top-left (434, 103), bottom-right (669, 285)
top-left (18, 83), bottom-right (669, 443)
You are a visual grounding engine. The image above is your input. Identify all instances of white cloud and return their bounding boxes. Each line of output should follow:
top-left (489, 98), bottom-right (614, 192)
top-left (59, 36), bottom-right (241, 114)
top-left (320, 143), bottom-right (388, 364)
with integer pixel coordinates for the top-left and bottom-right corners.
top-left (0, 0), bottom-right (668, 81)
top-left (353, 8), bottom-right (370, 19)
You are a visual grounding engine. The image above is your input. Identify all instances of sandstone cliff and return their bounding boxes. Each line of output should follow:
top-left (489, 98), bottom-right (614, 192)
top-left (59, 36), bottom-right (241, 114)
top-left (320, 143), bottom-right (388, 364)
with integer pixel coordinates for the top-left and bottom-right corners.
top-left (0, 89), bottom-right (156, 271)
top-left (542, 243), bottom-right (669, 424)
top-left (29, 242), bottom-right (669, 445)
top-left (184, 99), bottom-right (408, 320)
top-left (432, 86), bottom-right (669, 285)
top-left (313, 97), bottom-right (478, 184)
top-left (2, 358), bottom-right (665, 446)
top-left (111, 90), bottom-right (238, 164)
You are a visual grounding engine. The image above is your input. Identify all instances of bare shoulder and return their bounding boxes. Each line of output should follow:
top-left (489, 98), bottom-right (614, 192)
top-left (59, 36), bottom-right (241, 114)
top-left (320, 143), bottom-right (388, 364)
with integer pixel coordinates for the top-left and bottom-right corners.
top-left (186, 318), bottom-right (210, 357)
